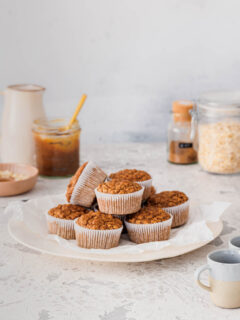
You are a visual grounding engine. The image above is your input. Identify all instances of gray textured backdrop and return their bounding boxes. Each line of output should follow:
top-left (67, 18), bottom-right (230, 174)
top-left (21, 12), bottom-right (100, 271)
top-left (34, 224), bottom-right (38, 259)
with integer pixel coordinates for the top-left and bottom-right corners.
top-left (1, 0), bottom-right (240, 144)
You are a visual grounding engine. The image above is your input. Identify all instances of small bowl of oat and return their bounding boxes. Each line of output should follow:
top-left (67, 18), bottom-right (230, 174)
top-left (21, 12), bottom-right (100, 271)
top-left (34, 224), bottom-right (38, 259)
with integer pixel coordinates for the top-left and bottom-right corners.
top-left (0, 163), bottom-right (38, 196)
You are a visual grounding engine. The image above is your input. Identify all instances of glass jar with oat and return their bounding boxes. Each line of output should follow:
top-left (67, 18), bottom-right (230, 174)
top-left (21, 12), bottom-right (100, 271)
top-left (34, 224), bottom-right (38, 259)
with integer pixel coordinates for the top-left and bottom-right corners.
top-left (32, 118), bottom-right (80, 177)
top-left (197, 91), bottom-right (240, 174)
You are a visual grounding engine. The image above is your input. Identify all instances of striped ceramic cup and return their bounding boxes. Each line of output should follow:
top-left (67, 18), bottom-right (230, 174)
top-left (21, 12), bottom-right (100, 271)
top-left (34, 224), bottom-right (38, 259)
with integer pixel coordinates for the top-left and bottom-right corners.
top-left (195, 249), bottom-right (240, 309)
top-left (229, 236), bottom-right (240, 251)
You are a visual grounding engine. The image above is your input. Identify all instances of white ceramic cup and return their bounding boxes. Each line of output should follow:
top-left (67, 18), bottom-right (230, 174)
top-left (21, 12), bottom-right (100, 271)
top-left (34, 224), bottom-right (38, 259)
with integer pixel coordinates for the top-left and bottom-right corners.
top-left (229, 236), bottom-right (240, 251)
top-left (195, 249), bottom-right (240, 309)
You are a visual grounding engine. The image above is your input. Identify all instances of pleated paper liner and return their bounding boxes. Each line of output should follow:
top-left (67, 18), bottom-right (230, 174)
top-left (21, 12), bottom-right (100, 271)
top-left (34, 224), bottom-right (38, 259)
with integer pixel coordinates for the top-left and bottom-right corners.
top-left (137, 178), bottom-right (152, 201)
top-left (70, 161), bottom-right (107, 207)
top-left (162, 200), bottom-right (189, 228)
top-left (46, 213), bottom-right (76, 239)
top-left (74, 221), bottom-right (123, 249)
top-left (125, 214), bottom-right (173, 244)
top-left (95, 187), bottom-right (144, 215)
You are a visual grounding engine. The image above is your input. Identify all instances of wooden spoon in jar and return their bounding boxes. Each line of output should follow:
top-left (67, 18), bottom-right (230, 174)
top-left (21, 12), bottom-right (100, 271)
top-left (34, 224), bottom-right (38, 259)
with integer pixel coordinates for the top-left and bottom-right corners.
top-left (59, 94), bottom-right (87, 132)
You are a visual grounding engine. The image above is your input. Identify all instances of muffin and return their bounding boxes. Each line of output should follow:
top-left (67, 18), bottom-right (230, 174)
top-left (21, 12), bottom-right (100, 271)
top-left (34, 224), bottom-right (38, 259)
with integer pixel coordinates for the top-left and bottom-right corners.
top-left (46, 204), bottom-right (89, 239)
top-left (125, 206), bottom-right (172, 244)
top-left (147, 191), bottom-right (189, 227)
top-left (112, 214), bottom-right (128, 234)
top-left (95, 180), bottom-right (144, 215)
top-left (109, 169), bottom-right (152, 201)
top-left (66, 161), bottom-right (107, 207)
top-left (74, 211), bottom-right (123, 249)
top-left (150, 186), bottom-right (156, 196)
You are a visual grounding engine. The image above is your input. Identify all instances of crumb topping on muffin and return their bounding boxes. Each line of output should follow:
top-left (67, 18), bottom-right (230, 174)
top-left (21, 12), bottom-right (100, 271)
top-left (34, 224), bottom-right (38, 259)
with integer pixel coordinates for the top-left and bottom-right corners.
top-left (97, 180), bottom-right (142, 194)
top-left (48, 204), bottom-right (89, 220)
top-left (66, 162), bottom-right (88, 202)
top-left (127, 206), bottom-right (171, 224)
top-left (109, 169), bottom-right (151, 182)
top-left (76, 211), bottom-right (122, 230)
top-left (150, 186), bottom-right (156, 196)
top-left (147, 191), bottom-right (188, 207)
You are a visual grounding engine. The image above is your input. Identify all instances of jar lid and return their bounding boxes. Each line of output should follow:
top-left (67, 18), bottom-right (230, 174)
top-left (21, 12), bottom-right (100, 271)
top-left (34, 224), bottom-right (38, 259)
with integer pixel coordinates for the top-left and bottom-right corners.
top-left (33, 118), bottom-right (80, 135)
top-left (198, 91), bottom-right (240, 115)
top-left (172, 100), bottom-right (194, 113)
top-left (172, 100), bottom-right (194, 122)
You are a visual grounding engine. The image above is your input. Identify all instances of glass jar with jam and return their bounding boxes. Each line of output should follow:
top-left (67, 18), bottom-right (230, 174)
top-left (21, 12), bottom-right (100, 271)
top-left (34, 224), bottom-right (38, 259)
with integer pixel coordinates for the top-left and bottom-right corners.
top-left (32, 118), bottom-right (80, 177)
top-left (168, 100), bottom-right (198, 164)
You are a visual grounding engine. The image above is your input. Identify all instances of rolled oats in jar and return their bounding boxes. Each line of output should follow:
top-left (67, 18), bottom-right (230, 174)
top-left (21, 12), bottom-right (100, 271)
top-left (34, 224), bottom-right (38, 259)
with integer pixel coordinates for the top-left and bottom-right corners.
top-left (197, 91), bottom-right (240, 174)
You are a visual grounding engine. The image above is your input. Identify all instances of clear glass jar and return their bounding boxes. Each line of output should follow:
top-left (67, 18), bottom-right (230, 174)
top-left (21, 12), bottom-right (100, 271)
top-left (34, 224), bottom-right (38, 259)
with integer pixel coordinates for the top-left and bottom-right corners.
top-left (168, 101), bottom-right (198, 164)
top-left (197, 91), bottom-right (240, 174)
top-left (32, 118), bottom-right (80, 177)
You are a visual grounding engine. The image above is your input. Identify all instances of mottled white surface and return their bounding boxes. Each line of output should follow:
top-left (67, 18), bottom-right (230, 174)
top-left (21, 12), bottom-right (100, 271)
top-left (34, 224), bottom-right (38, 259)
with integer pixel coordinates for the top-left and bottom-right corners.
top-left (0, 143), bottom-right (240, 320)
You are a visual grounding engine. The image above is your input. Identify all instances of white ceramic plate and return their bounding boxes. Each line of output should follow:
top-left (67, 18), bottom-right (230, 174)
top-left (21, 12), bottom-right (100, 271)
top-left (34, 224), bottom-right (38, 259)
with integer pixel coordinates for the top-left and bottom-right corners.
top-left (8, 218), bottom-right (223, 263)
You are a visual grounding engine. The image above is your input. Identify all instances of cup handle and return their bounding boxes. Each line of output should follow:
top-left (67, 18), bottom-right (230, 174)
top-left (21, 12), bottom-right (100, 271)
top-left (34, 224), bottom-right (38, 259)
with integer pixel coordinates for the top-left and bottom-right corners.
top-left (195, 264), bottom-right (211, 292)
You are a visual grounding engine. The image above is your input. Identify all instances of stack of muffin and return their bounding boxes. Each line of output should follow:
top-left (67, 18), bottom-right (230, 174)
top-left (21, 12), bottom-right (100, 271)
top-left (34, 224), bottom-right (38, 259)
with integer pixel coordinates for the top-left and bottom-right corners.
top-left (46, 161), bottom-right (189, 249)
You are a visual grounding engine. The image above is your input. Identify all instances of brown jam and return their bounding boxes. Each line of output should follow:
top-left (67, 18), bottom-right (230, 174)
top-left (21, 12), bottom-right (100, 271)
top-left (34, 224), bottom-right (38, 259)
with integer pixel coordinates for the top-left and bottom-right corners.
top-left (34, 133), bottom-right (79, 176)
top-left (33, 119), bottom-right (80, 177)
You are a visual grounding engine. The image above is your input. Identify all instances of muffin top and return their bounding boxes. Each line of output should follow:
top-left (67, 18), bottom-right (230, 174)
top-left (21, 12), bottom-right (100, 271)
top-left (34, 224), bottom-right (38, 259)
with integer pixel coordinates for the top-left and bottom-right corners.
top-left (109, 169), bottom-right (151, 182)
top-left (66, 162), bottom-right (88, 202)
top-left (76, 211), bottom-right (122, 230)
top-left (97, 180), bottom-right (142, 194)
top-left (48, 204), bottom-right (89, 220)
top-left (147, 191), bottom-right (188, 208)
top-left (127, 206), bottom-right (171, 224)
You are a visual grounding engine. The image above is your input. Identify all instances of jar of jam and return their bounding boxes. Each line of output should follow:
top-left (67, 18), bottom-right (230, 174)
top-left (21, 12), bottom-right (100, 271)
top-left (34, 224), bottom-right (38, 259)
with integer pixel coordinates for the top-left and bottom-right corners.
top-left (32, 118), bottom-right (80, 177)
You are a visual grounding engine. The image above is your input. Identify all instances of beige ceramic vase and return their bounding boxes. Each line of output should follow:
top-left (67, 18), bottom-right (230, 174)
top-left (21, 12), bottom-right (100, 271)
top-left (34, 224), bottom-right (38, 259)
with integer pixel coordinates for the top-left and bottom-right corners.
top-left (1, 84), bottom-right (45, 165)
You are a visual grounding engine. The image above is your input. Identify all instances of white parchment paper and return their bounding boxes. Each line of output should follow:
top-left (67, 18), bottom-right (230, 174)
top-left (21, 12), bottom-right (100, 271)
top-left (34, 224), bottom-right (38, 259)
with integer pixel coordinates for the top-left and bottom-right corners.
top-left (5, 194), bottom-right (230, 255)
